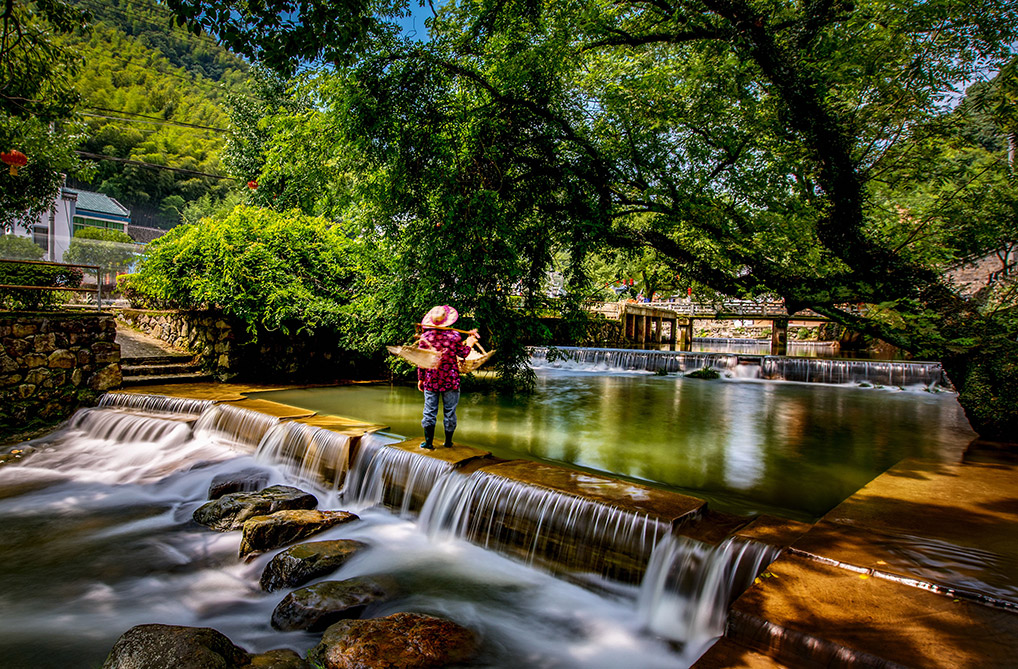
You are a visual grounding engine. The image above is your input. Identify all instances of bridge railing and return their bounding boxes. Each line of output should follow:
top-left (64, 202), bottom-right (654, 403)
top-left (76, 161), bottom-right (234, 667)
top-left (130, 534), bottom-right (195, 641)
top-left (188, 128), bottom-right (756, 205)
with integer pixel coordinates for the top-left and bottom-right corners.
top-left (585, 298), bottom-right (861, 320)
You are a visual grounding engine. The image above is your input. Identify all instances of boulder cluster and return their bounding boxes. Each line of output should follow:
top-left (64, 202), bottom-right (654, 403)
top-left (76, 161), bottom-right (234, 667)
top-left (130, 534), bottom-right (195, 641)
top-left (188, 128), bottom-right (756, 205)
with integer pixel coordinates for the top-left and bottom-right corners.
top-left (101, 476), bottom-right (479, 669)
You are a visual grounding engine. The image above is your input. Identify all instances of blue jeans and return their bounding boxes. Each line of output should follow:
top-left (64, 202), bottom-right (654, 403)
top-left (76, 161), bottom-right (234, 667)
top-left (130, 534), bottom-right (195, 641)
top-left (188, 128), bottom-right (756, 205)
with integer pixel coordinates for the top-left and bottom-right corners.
top-left (422, 389), bottom-right (460, 433)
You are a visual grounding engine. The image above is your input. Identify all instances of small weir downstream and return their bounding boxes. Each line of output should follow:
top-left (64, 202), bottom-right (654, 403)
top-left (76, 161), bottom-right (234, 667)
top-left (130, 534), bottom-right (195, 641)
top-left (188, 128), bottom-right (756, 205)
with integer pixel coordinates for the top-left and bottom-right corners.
top-left (0, 394), bottom-right (788, 668)
top-left (531, 346), bottom-right (948, 387)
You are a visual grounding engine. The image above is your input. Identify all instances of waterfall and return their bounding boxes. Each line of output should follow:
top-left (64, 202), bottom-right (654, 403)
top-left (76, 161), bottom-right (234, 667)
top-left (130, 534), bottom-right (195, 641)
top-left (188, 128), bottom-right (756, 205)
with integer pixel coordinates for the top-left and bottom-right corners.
top-left (98, 392), bottom-right (215, 417)
top-left (255, 421), bottom-right (354, 490)
top-left (761, 357), bottom-right (946, 387)
top-left (341, 434), bottom-right (451, 515)
top-left (192, 403), bottom-right (280, 448)
top-left (68, 407), bottom-right (192, 446)
top-left (11, 406), bottom-right (234, 487)
top-left (531, 346), bottom-right (949, 387)
top-left (531, 346), bottom-right (738, 374)
top-left (419, 469), bottom-right (670, 583)
top-left (637, 534), bottom-right (781, 647)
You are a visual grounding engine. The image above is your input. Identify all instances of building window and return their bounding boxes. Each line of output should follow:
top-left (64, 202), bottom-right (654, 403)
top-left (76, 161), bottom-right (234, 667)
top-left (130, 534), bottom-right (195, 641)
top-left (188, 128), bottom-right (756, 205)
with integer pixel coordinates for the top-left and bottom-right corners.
top-left (73, 216), bottom-right (125, 234)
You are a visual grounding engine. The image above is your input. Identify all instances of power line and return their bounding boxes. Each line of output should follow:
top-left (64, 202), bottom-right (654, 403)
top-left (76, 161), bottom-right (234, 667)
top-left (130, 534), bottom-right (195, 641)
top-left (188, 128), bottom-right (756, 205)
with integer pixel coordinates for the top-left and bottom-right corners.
top-left (73, 0), bottom-right (229, 53)
top-left (80, 107), bottom-right (231, 133)
top-left (75, 150), bottom-right (235, 180)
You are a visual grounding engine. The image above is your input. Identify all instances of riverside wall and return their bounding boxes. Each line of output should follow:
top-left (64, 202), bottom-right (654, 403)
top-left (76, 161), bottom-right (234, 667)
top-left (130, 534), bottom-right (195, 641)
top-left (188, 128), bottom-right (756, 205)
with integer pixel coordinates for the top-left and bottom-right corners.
top-left (117, 308), bottom-right (368, 383)
top-left (0, 312), bottom-right (121, 432)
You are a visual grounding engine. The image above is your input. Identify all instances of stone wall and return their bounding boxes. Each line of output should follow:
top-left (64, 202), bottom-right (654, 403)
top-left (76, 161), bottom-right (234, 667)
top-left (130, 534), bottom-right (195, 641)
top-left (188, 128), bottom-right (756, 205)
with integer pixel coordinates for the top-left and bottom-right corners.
top-left (0, 312), bottom-right (121, 431)
top-left (118, 308), bottom-right (238, 371)
top-left (118, 308), bottom-right (372, 382)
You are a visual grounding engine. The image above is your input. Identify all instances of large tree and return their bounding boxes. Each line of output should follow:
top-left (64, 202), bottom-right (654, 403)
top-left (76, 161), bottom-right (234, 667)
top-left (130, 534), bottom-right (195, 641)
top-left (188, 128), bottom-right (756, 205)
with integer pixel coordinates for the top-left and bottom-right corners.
top-left (167, 0), bottom-right (1018, 439)
top-left (0, 0), bottom-right (88, 232)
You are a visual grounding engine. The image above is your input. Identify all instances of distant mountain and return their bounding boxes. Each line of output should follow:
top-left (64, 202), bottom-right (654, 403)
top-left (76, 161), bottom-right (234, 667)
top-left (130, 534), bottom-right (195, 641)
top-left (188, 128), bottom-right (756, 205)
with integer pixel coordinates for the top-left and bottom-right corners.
top-left (62, 0), bottom-right (250, 229)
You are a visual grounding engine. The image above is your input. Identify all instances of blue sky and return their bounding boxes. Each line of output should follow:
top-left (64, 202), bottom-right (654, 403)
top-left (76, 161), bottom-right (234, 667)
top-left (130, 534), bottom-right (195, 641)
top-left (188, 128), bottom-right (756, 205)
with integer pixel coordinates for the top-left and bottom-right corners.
top-left (394, 1), bottom-right (436, 41)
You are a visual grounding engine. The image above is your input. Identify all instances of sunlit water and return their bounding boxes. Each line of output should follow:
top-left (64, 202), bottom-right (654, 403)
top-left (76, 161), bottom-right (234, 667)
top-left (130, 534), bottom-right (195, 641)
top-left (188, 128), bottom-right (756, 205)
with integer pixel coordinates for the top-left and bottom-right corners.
top-left (257, 369), bottom-right (975, 520)
top-left (0, 410), bottom-right (692, 669)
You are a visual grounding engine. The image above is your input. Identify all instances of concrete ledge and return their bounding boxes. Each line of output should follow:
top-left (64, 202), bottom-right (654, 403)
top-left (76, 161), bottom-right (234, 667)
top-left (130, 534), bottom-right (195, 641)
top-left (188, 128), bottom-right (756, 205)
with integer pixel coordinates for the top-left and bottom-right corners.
top-left (474, 459), bottom-right (705, 524)
top-left (692, 637), bottom-right (789, 668)
top-left (729, 552), bottom-right (1018, 668)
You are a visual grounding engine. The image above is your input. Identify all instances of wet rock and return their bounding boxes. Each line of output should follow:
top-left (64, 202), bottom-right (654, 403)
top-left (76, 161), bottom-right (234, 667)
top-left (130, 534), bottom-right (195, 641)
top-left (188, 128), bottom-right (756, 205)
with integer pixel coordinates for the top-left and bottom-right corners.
top-left (246, 648), bottom-right (309, 668)
top-left (239, 509), bottom-right (358, 557)
top-left (208, 468), bottom-right (270, 500)
top-left (260, 539), bottom-right (369, 592)
top-left (193, 485), bottom-right (318, 532)
top-left (101, 623), bottom-right (249, 669)
top-left (306, 612), bottom-right (478, 669)
top-left (270, 575), bottom-right (399, 632)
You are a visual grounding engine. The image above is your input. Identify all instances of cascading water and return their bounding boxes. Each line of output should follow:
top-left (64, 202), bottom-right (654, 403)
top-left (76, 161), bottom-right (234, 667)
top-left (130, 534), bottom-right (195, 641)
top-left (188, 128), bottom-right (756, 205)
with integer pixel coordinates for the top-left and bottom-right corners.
top-left (342, 435), bottom-right (452, 515)
top-left (531, 346), bottom-right (948, 388)
top-left (0, 392), bottom-right (794, 668)
top-left (637, 534), bottom-right (782, 651)
top-left (419, 469), bottom-right (670, 583)
top-left (531, 346), bottom-right (738, 374)
top-left (761, 357), bottom-right (946, 387)
top-left (255, 421), bottom-right (353, 490)
top-left (68, 407), bottom-right (193, 446)
top-left (193, 403), bottom-right (280, 447)
top-left (98, 392), bottom-right (215, 417)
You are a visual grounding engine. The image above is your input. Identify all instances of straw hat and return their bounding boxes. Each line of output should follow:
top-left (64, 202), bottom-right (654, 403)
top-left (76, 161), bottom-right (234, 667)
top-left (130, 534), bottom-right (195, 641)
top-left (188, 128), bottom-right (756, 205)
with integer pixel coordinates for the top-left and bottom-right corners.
top-left (422, 305), bottom-right (459, 328)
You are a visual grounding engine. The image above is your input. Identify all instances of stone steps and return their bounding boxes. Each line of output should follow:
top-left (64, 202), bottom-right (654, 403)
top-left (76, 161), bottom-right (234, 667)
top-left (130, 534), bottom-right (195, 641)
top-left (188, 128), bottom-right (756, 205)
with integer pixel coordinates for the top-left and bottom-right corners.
top-left (122, 371), bottom-right (215, 386)
top-left (121, 353), bottom-right (212, 387)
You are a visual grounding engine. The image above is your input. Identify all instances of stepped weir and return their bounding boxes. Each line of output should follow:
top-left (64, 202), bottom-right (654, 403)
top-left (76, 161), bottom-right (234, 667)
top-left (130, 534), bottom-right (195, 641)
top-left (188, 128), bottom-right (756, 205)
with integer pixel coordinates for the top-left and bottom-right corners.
top-left (64, 393), bottom-right (795, 653)
top-left (532, 346), bottom-right (949, 387)
top-left (6, 385), bottom-right (1014, 668)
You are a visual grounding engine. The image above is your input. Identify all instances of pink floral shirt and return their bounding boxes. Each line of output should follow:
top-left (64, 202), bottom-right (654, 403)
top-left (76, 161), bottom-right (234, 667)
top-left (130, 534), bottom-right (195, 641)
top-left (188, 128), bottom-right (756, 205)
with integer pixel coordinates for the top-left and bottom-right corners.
top-left (417, 329), bottom-right (471, 391)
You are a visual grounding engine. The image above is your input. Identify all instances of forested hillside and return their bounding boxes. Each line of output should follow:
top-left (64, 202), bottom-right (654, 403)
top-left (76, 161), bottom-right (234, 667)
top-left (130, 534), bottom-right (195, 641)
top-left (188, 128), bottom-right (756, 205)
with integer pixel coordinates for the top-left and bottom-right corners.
top-left (61, 0), bottom-right (249, 228)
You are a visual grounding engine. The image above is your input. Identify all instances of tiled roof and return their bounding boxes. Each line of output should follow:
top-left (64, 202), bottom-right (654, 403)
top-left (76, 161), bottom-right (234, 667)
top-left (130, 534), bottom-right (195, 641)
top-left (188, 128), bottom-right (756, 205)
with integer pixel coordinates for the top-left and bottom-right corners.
top-left (65, 188), bottom-right (131, 219)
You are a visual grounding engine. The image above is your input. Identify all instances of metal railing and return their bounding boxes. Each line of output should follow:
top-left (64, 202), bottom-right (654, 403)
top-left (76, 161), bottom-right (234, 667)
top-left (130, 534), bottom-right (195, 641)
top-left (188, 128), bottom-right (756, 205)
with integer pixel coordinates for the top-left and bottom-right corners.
top-left (0, 258), bottom-right (103, 310)
top-left (586, 298), bottom-right (863, 320)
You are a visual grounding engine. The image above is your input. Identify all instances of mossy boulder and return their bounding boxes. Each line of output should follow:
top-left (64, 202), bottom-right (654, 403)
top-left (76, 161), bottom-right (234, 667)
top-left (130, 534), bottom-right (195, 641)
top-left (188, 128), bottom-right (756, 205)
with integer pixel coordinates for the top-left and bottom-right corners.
top-left (261, 539), bottom-right (370, 592)
top-left (685, 367), bottom-right (721, 380)
top-left (270, 575), bottom-right (399, 632)
top-left (306, 612), bottom-right (478, 669)
top-left (193, 485), bottom-right (317, 531)
top-left (239, 509), bottom-right (359, 558)
top-left (101, 624), bottom-right (249, 669)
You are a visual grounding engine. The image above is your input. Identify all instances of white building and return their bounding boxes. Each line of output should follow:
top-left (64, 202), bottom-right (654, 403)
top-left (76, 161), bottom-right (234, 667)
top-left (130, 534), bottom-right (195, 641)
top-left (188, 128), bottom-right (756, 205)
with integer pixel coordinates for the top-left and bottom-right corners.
top-left (12, 187), bottom-right (132, 262)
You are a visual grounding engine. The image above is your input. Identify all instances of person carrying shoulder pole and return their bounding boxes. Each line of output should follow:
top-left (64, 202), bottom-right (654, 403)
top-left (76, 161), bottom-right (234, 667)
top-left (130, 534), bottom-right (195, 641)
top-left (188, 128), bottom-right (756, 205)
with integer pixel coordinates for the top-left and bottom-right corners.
top-left (416, 305), bottom-right (478, 449)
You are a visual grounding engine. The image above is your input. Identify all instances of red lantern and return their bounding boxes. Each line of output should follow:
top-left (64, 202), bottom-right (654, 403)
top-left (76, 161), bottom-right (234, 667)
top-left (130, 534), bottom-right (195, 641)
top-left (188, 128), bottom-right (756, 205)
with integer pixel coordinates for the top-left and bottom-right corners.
top-left (1, 150), bottom-right (27, 176)
top-left (247, 180), bottom-right (258, 189)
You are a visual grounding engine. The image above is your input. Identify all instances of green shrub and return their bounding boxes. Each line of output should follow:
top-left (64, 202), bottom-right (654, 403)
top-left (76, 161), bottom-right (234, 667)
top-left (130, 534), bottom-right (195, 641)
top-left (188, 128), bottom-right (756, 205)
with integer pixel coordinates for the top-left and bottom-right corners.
top-left (0, 260), bottom-right (83, 310)
top-left (685, 366), bottom-right (720, 379)
top-left (131, 206), bottom-right (364, 336)
top-left (0, 235), bottom-right (45, 261)
top-left (63, 227), bottom-right (138, 286)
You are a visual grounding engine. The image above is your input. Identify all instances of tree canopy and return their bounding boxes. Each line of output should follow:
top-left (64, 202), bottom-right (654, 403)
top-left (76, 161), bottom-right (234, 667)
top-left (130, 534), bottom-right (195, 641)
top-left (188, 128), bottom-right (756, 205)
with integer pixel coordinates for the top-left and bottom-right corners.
top-left (166, 0), bottom-right (1018, 438)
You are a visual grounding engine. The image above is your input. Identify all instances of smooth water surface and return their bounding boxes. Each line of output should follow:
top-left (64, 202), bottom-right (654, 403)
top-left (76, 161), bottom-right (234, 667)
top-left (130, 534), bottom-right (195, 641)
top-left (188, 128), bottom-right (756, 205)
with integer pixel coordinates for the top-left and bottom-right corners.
top-left (257, 370), bottom-right (976, 520)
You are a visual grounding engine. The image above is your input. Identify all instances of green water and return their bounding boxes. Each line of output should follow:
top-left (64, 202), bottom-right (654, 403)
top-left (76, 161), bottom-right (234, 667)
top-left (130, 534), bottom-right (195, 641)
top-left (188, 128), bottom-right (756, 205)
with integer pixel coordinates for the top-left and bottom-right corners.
top-left (256, 371), bottom-right (976, 520)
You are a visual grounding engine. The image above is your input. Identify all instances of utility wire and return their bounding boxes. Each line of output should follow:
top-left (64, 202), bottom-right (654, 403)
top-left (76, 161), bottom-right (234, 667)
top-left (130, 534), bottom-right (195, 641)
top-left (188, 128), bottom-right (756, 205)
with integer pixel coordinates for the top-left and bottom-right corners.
top-left (80, 107), bottom-right (231, 133)
top-left (73, 0), bottom-right (228, 52)
top-left (75, 150), bottom-right (235, 180)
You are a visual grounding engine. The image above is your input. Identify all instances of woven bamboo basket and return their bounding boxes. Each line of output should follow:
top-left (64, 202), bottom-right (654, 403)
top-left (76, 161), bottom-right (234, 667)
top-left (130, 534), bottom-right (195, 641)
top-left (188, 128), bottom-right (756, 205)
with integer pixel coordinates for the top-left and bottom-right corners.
top-left (386, 345), bottom-right (441, 369)
top-left (459, 344), bottom-right (495, 373)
